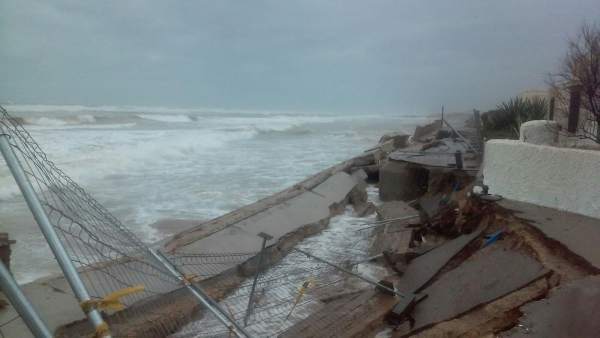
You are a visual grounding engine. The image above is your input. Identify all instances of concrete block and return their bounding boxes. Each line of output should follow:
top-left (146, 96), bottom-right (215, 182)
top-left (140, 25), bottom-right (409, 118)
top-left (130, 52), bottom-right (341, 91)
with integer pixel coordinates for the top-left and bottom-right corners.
top-left (519, 120), bottom-right (559, 146)
top-left (379, 139), bottom-right (395, 153)
top-left (379, 161), bottom-right (428, 201)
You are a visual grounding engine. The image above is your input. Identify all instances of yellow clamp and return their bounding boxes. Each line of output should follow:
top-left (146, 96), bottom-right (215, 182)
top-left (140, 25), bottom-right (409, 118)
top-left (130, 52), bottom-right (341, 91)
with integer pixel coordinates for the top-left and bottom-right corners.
top-left (286, 278), bottom-right (315, 319)
top-left (80, 284), bottom-right (145, 313)
top-left (183, 274), bottom-right (200, 285)
top-left (93, 322), bottom-right (111, 338)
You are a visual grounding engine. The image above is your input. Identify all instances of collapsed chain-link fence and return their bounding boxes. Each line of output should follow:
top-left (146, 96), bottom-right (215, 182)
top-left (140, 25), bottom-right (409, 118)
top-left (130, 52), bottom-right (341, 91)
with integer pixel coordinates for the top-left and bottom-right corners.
top-left (172, 211), bottom-right (380, 338)
top-left (0, 106), bottom-right (249, 337)
top-left (1, 105), bottom-right (390, 338)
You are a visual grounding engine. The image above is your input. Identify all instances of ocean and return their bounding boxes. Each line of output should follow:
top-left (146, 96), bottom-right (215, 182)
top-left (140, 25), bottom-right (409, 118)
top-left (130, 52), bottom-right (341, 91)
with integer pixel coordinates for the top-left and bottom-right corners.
top-left (0, 105), bottom-right (432, 283)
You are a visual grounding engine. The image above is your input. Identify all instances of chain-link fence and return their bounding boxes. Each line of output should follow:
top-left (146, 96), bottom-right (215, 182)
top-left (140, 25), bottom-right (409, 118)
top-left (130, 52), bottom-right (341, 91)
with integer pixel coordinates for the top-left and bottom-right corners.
top-left (0, 106), bottom-right (248, 337)
top-left (172, 211), bottom-right (388, 338)
top-left (1, 105), bottom-right (395, 338)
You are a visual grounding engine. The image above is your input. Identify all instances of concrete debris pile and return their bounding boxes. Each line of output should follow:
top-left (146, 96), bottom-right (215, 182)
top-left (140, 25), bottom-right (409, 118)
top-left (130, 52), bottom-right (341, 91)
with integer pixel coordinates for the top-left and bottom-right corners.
top-left (280, 115), bottom-right (600, 338)
top-left (282, 174), bottom-right (598, 337)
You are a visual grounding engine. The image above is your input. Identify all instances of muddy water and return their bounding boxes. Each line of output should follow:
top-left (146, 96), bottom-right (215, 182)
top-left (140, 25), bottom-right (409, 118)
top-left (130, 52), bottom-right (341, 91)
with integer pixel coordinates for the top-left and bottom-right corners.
top-left (173, 186), bottom-right (387, 337)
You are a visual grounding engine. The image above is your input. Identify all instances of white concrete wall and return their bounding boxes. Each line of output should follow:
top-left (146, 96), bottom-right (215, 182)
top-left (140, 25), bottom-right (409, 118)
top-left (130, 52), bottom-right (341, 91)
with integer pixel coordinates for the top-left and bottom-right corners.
top-left (484, 139), bottom-right (600, 219)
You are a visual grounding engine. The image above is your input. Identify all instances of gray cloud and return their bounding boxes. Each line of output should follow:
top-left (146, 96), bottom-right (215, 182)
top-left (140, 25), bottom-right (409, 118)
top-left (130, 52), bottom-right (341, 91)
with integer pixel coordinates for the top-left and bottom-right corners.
top-left (1, 0), bottom-right (599, 114)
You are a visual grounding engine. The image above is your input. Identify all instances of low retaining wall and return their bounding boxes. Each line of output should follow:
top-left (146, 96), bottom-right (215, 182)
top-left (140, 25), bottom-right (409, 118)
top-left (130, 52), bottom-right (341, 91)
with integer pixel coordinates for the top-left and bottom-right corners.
top-left (483, 139), bottom-right (600, 219)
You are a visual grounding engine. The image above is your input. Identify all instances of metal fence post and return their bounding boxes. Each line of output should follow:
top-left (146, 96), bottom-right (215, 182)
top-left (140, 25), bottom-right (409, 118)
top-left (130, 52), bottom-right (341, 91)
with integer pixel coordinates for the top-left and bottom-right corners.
top-left (0, 134), bottom-right (111, 337)
top-left (243, 232), bottom-right (272, 327)
top-left (149, 249), bottom-right (252, 338)
top-left (0, 261), bottom-right (52, 338)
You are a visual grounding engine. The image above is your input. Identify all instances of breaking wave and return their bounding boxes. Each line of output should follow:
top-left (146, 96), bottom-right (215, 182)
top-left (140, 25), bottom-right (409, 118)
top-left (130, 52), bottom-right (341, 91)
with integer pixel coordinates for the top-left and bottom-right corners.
top-left (24, 114), bottom-right (97, 126)
top-left (254, 124), bottom-right (313, 136)
top-left (136, 114), bottom-right (194, 123)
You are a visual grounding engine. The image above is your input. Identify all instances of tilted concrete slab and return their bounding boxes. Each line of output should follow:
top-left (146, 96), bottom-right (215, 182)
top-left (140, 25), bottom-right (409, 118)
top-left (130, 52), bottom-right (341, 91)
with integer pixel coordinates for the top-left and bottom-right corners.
top-left (499, 199), bottom-right (600, 270)
top-left (369, 201), bottom-right (419, 255)
top-left (177, 172), bottom-right (358, 255)
top-left (504, 275), bottom-right (600, 338)
top-left (165, 160), bottom-right (356, 250)
top-left (399, 246), bottom-right (549, 336)
top-left (0, 275), bottom-right (85, 338)
top-left (0, 171), bottom-right (359, 338)
top-left (396, 227), bottom-right (485, 294)
top-left (377, 201), bottom-right (419, 220)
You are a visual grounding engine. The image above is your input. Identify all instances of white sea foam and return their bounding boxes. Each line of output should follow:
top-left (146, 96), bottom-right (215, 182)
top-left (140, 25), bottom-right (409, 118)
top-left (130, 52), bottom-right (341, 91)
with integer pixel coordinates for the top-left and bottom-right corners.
top-left (136, 113), bottom-right (194, 123)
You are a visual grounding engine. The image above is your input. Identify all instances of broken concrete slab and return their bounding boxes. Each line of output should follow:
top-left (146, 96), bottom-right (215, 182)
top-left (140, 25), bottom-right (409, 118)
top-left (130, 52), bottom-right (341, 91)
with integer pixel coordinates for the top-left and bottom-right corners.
top-left (413, 120), bottom-right (442, 142)
top-left (176, 172), bottom-right (358, 256)
top-left (369, 202), bottom-right (419, 256)
top-left (377, 201), bottom-right (419, 221)
top-left (164, 160), bottom-right (356, 251)
top-left (369, 225), bottom-right (413, 257)
top-left (410, 278), bottom-right (549, 338)
top-left (396, 226), bottom-right (485, 294)
top-left (499, 199), bottom-right (600, 270)
top-left (0, 274), bottom-right (86, 338)
top-left (398, 246), bottom-right (550, 336)
top-left (280, 289), bottom-right (398, 338)
top-left (379, 132), bottom-right (410, 149)
top-left (504, 275), bottom-right (600, 338)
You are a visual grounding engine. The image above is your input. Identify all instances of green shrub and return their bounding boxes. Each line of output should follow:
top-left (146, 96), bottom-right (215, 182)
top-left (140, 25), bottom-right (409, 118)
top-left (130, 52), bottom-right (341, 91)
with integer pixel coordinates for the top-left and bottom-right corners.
top-left (482, 96), bottom-right (548, 139)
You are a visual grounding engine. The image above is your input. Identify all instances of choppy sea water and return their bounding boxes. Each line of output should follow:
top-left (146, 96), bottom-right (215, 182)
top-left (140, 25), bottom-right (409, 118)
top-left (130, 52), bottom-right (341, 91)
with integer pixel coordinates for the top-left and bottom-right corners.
top-left (0, 105), bottom-right (431, 283)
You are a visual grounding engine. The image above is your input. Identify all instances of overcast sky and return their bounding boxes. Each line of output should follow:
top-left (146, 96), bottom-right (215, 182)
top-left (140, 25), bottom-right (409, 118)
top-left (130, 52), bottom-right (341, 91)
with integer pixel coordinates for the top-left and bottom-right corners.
top-left (1, 1), bottom-right (599, 114)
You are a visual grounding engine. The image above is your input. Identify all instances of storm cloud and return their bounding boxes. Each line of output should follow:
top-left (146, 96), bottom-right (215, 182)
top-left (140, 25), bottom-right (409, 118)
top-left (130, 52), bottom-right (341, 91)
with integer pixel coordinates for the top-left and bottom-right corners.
top-left (1, 0), bottom-right (599, 113)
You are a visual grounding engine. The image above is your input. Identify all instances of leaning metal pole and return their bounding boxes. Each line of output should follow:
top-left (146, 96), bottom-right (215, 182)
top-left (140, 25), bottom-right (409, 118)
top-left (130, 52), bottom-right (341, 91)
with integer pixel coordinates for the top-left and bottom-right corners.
top-left (243, 232), bottom-right (272, 327)
top-left (0, 134), bottom-right (111, 338)
top-left (149, 249), bottom-right (252, 338)
top-left (0, 261), bottom-right (52, 338)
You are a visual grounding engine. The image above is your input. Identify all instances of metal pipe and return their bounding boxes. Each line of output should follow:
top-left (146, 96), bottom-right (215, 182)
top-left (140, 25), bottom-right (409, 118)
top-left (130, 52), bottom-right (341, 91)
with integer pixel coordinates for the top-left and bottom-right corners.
top-left (0, 261), bottom-right (52, 338)
top-left (243, 232), bottom-right (272, 326)
top-left (355, 214), bottom-right (420, 231)
top-left (149, 249), bottom-right (252, 338)
top-left (0, 135), bottom-right (111, 337)
top-left (293, 248), bottom-right (404, 298)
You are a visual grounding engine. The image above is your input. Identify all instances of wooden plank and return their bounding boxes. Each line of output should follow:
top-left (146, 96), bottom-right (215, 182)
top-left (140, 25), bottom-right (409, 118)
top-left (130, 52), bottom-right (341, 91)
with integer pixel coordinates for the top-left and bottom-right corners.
top-left (397, 246), bottom-right (550, 336)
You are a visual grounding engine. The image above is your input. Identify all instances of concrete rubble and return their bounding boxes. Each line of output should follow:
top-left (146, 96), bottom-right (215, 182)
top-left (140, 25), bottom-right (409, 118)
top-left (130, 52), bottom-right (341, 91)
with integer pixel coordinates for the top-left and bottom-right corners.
top-left (276, 115), bottom-right (600, 338)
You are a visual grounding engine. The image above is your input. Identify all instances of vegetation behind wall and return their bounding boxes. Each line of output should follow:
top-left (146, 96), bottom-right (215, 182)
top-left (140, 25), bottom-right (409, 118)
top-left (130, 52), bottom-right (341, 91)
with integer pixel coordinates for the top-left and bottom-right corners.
top-left (481, 96), bottom-right (549, 139)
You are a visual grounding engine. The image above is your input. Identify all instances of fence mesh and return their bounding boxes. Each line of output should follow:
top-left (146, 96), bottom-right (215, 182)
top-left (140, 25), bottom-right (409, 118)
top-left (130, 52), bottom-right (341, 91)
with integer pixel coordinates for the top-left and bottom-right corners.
top-left (0, 106), bottom-right (246, 337)
top-left (173, 211), bottom-right (377, 338)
